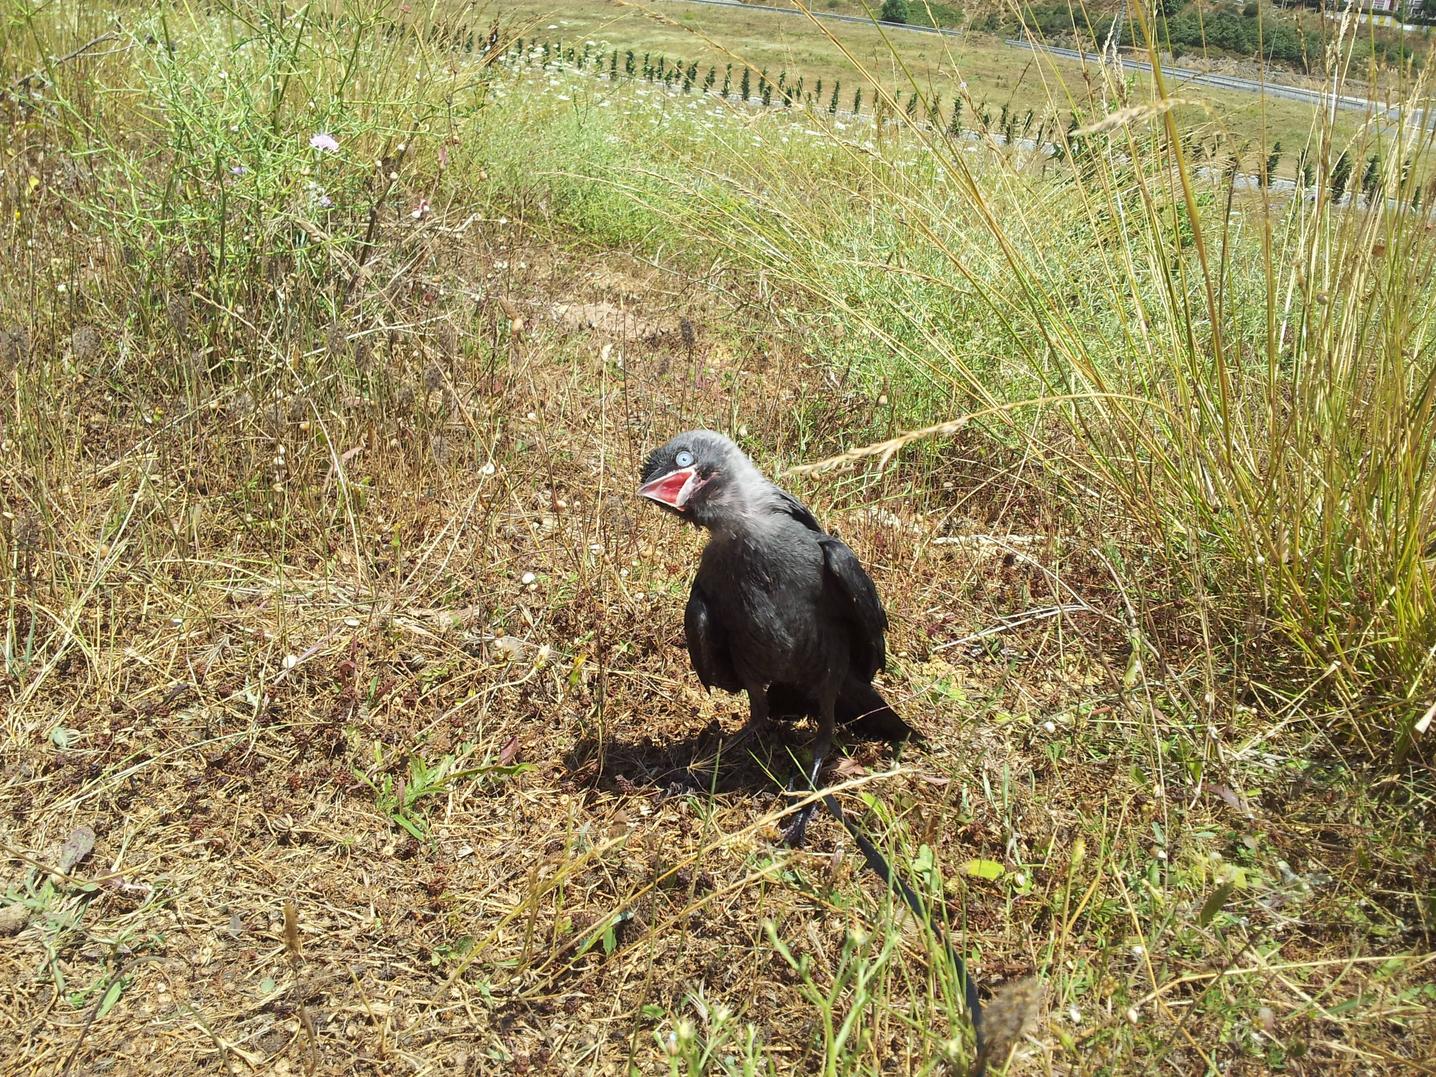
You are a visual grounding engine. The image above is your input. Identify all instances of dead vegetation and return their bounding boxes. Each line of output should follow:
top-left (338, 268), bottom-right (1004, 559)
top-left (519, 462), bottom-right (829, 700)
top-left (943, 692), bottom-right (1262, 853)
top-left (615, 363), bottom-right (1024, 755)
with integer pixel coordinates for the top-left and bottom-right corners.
top-left (2, 4), bottom-right (1434, 1074)
top-left (1, 214), bottom-right (1431, 1073)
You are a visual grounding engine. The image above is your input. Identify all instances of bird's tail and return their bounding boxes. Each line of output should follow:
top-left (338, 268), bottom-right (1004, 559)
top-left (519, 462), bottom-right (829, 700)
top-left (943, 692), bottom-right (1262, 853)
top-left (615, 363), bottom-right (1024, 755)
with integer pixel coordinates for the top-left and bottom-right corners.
top-left (837, 678), bottom-right (917, 741)
top-left (767, 678), bottom-right (916, 742)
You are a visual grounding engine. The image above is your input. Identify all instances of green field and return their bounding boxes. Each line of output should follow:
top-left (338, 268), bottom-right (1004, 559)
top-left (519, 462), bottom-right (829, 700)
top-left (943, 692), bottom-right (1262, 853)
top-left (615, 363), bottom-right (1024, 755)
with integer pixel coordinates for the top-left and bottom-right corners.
top-left (493, 0), bottom-right (1416, 173)
top-left (2, 1), bottom-right (1434, 1074)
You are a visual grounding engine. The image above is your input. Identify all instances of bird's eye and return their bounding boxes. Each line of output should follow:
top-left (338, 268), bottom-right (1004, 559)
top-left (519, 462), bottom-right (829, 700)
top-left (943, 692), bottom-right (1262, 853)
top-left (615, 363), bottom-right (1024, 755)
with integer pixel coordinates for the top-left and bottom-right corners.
top-left (674, 450), bottom-right (694, 468)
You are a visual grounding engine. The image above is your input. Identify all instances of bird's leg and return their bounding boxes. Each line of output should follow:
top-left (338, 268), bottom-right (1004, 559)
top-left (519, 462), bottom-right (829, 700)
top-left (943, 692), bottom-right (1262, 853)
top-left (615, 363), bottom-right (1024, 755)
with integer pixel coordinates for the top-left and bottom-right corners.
top-left (692, 683), bottom-right (770, 781)
top-left (725, 684), bottom-right (771, 755)
top-left (782, 694), bottom-right (836, 848)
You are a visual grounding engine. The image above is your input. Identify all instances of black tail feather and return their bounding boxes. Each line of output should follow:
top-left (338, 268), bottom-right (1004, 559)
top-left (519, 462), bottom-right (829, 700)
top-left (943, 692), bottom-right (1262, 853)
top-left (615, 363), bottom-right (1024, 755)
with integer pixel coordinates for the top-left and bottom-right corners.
top-left (767, 678), bottom-right (917, 742)
top-left (837, 679), bottom-right (917, 741)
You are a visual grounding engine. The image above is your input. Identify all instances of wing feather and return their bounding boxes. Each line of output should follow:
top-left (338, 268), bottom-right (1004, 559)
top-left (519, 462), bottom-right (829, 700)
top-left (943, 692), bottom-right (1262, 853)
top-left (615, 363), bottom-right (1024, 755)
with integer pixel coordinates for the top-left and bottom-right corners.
top-left (771, 488), bottom-right (822, 532)
top-left (684, 583), bottom-right (741, 692)
top-left (819, 536), bottom-right (888, 680)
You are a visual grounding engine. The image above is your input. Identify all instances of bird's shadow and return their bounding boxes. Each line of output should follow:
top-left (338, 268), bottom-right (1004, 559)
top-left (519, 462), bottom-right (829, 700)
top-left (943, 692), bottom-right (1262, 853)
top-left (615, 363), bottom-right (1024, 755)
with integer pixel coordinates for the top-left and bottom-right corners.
top-left (565, 719), bottom-right (812, 800)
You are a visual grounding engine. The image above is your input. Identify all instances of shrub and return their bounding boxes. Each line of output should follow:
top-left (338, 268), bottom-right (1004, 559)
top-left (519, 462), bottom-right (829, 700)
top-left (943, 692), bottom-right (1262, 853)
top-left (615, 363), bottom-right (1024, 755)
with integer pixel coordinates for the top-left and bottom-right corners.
top-left (1361, 153), bottom-right (1382, 204)
top-left (2, 0), bottom-right (501, 406)
top-left (1329, 149), bottom-right (1353, 203)
top-left (881, 0), bottom-right (910, 24)
top-left (1262, 141), bottom-right (1283, 187)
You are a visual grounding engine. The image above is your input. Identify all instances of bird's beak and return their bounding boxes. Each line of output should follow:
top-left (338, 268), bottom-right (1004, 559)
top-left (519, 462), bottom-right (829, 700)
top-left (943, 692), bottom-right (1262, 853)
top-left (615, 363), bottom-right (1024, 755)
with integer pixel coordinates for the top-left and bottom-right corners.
top-left (637, 466), bottom-right (700, 510)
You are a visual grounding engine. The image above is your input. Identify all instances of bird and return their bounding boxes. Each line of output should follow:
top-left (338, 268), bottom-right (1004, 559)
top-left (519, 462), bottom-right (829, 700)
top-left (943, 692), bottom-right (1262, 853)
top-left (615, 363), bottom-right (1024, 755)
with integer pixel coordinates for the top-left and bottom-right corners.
top-left (637, 429), bottom-right (913, 845)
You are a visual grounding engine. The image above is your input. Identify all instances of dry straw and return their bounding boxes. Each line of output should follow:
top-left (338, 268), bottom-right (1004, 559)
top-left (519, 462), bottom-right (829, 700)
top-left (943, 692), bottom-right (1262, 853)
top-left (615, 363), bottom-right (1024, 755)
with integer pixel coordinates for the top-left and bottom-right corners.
top-left (783, 392), bottom-right (1149, 476)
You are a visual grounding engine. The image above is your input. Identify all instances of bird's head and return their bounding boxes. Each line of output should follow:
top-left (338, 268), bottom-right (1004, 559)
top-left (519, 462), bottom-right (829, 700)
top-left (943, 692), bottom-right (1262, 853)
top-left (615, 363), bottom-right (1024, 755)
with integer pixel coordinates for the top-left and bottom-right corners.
top-left (637, 429), bottom-right (759, 529)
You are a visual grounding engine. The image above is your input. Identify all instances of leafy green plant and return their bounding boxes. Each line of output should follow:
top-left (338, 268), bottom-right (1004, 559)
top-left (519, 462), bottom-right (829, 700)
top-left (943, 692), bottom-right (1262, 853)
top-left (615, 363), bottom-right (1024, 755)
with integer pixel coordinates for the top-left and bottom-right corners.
top-left (354, 741), bottom-right (531, 839)
top-left (655, 989), bottom-right (773, 1077)
top-left (763, 918), bottom-right (905, 1077)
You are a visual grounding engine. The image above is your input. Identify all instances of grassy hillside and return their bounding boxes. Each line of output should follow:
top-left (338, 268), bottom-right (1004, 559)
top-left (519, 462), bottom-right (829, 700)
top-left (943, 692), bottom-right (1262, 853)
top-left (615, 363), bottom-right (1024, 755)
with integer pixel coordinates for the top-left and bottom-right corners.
top-left (733, 0), bottom-right (1430, 76)
top-left (2, 1), bottom-right (1433, 1074)
top-left (494, 0), bottom-right (1417, 178)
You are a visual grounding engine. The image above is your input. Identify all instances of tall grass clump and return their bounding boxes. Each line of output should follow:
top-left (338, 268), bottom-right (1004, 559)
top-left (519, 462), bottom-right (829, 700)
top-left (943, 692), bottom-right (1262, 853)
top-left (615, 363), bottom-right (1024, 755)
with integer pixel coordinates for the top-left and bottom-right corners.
top-left (1, 0), bottom-right (503, 687)
top-left (470, 8), bottom-right (1436, 747)
top-left (2, 0), bottom-right (499, 403)
top-left (687, 12), bottom-right (1436, 748)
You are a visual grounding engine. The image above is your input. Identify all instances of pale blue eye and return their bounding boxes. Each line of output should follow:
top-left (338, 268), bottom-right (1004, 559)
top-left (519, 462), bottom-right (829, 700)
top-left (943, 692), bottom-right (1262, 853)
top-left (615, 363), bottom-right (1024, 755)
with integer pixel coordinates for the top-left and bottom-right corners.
top-left (675, 450), bottom-right (694, 468)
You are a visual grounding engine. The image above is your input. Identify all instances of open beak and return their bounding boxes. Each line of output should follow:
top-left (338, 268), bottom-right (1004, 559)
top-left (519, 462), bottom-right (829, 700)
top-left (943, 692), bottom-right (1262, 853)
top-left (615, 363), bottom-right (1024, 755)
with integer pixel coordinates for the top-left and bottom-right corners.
top-left (637, 466), bottom-right (700, 510)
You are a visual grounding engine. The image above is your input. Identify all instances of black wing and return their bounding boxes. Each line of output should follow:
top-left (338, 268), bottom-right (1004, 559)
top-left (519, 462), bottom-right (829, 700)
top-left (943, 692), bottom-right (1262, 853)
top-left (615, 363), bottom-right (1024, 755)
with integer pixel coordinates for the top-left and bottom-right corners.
top-left (820, 536), bottom-right (888, 681)
top-left (772, 487), bottom-right (823, 532)
top-left (684, 582), bottom-right (741, 692)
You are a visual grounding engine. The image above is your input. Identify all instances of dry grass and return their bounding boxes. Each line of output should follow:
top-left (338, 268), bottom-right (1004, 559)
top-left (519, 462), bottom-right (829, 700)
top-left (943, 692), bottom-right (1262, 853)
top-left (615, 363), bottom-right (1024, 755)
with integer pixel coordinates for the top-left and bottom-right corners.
top-left (2, 2), bottom-right (1434, 1074)
top-left (3, 219), bottom-right (1433, 1072)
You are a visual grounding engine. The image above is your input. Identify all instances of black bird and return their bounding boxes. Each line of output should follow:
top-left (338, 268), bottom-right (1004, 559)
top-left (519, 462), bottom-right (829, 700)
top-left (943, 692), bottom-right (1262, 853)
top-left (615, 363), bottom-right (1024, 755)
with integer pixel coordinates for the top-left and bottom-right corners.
top-left (637, 430), bottom-right (913, 845)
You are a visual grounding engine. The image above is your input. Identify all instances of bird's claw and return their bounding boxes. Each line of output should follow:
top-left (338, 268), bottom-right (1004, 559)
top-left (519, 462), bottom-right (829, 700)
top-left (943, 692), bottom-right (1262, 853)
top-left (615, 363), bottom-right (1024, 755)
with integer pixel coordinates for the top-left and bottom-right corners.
top-left (782, 803), bottom-right (818, 847)
top-left (779, 759), bottom-right (824, 847)
top-left (721, 724), bottom-right (763, 758)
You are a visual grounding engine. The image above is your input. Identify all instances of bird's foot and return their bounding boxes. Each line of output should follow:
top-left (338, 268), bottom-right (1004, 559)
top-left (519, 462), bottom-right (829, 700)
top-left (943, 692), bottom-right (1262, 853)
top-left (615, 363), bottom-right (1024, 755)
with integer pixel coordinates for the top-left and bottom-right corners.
top-left (722, 716), bottom-right (769, 756)
top-left (687, 718), bottom-right (771, 786)
top-left (779, 753), bottom-right (826, 847)
top-left (782, 801), bottom-right (819, 847)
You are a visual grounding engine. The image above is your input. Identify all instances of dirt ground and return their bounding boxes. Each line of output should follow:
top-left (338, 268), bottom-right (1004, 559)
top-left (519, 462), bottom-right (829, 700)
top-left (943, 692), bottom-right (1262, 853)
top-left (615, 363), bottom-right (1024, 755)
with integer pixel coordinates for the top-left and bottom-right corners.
top-left (2, 220), bottom-right (1433, 1075)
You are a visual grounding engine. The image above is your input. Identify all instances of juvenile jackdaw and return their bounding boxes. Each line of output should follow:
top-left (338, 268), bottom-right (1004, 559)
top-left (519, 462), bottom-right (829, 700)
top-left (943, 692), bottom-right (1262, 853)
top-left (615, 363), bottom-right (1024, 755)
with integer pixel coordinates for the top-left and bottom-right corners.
top-left (638, 429), bottom-right (913, 844)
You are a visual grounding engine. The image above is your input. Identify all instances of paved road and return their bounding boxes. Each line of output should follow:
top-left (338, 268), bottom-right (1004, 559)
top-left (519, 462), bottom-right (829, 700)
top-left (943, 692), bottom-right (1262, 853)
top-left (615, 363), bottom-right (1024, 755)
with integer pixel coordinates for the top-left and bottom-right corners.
top-left (657, 0), bottom-right (1407, 118)
top-left (1006, 39), bottom-right (1403, 118)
